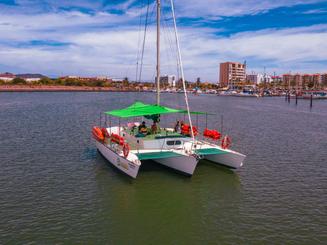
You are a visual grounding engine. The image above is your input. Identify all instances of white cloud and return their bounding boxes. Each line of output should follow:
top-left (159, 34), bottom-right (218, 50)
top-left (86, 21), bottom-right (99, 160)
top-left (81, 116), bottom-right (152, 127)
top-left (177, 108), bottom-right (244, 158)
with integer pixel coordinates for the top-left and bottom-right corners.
top-left (0, 2), bottom-right (326, 81)
top-left (174, 0), bottom-right (324, 18)
top-left (1, 22), bottom-right (326, 81)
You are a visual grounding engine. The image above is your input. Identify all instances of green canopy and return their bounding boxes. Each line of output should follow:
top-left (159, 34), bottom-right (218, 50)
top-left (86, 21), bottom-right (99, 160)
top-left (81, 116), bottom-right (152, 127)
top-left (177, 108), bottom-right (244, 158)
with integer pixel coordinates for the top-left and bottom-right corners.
top-left (105, 101), bottom-right (182, 118)
top-left (104, 101), bottom-right (210, 118)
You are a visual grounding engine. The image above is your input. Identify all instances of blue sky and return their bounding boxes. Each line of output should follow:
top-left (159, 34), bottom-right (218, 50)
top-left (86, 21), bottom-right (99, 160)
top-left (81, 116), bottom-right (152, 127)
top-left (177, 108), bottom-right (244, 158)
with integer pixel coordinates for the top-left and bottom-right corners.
top-left (0, 0), bottom-right (326, 81)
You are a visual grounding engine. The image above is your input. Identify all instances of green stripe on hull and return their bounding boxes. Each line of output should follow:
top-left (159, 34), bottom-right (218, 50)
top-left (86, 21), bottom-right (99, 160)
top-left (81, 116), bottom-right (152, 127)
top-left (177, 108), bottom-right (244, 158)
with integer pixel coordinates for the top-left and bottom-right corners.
top-left (136, 151), bottom-right (183, 160)
top-left (195, 148), bottom-right (227, 156)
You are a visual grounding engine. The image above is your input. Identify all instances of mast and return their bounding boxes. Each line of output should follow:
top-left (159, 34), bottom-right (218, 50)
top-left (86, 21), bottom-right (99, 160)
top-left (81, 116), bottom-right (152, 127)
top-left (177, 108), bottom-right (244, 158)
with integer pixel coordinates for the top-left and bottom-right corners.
top-left (156, 0), bottom-right (161, 105)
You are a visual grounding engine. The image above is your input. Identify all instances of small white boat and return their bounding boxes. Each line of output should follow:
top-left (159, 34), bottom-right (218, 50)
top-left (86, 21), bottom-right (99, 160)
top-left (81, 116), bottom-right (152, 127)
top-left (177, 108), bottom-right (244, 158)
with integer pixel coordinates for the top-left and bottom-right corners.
top-left (218, 90), bottom-right (260, 97)
top-left (92, 0), bottom-right (246, 178)
top-left (302, 91), bottom-right (327, 99)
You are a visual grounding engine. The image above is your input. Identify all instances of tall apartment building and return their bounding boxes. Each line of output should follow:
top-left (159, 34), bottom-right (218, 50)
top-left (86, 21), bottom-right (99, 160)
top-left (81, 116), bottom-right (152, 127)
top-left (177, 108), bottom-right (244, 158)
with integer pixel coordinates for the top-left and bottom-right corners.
top-left (283, 73), bottom-right (322, 89)
top-left (321, 73), bottom-right (327, 86)
top-left (282, 74), bottom-right (293, 87)
top-left (271, 76), bottom-right (282, 83)
top-left (219, 62), bottom-right (246, 88)
top-left (312, 74), bottom-right (321, 86)
top-left (302, 74), bottom-right (313, 86)
top-left (293, 74), bottom-right (302, 88)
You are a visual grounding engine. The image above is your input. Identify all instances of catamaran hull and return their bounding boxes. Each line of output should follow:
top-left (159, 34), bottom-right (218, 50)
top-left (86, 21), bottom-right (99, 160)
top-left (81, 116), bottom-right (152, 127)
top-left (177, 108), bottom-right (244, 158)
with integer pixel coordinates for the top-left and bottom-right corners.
top-left (204, 150), bottom-right (246, 169)
top-left (95, 141), bottom-right (140, 178)
top-left (154, 155), bottom-right (198, 176)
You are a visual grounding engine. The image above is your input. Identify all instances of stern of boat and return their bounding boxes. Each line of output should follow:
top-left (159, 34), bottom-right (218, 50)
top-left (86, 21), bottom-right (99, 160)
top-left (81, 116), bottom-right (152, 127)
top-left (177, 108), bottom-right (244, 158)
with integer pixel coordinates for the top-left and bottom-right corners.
top-left (194, 144), bottom-right (246, 169)
top-left (95, 141), bottom-right (141, 179)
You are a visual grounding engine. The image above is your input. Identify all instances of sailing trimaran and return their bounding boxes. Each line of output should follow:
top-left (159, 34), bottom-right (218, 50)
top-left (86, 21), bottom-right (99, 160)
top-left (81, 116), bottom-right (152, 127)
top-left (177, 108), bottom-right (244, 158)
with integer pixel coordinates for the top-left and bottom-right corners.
top-left (92, 0), bottom-right (246, 178)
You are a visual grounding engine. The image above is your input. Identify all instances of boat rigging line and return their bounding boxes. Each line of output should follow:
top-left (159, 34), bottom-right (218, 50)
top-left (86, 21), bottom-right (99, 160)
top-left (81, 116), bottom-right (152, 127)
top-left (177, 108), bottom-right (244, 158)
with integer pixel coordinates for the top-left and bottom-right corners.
top-left (156, 0), bottom-right (161, 105)
top-left (170, 0), bottom-right (195, 143)
top-left (135, 0), bottom-right (144, 83)
top-left (138, 0), bottom-right (151, 83)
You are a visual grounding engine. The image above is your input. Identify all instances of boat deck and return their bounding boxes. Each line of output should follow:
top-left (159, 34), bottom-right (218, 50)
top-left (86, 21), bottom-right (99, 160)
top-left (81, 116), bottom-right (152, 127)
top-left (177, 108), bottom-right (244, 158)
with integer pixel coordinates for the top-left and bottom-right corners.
top-left (195, 148), bottom-right (227, 156)
top-left (124, 127), bottom-right (186, 141)
top-left (135, 151), bottom-right (183, 160)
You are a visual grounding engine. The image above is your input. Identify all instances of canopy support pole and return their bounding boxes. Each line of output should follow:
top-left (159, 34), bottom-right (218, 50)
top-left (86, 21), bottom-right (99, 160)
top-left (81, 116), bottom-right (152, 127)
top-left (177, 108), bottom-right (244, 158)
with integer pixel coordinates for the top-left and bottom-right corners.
top-left (118, 118), bottom-right (121, 135)
top-left (109, 116), bottom-right (112, 135)
top-left (205, 113), bottom-right (208, 129)
top-left (196, 114), bottom-right (198, 128)
top-left (221, 115), bottom-right (224, 136)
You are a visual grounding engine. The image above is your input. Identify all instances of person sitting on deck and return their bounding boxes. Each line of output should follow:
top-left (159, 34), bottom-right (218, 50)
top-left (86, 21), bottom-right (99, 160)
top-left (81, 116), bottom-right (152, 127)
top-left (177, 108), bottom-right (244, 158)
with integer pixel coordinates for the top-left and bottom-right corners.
top-left (137, 121), bottom-right (148, 136)
top-left (174, 120), bottom-right (180, 132)
top-left (151, 122), bottom-right (159, 134)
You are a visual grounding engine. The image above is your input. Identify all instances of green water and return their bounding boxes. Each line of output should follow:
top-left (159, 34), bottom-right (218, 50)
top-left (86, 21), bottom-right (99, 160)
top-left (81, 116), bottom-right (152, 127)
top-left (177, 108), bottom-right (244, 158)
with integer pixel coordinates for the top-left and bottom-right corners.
top-left (0, 92), bottom-right (326, 244)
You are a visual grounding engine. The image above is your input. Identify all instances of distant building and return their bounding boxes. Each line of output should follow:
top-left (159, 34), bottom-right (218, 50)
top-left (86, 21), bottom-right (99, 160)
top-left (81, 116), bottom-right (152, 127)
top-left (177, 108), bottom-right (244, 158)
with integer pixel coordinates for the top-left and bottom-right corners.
top-left (246, 74), bottom-right (256, 84)
top-left (293, 74), bottom-right (302, 88)
top-left (259, 74), bottom-right (272, 84)
top-left (111, 78), bottom-right (123, 82)
top-left (282, 74), bottom-right (293, 87)
top-left (159, 75), bottom-right (176, 87)
top-left (271, 75), bottom-right (282, 83)
top-left (281, 73), bottom-right (323, 88)
top-left (219, 62), bottom-right (246, 88)
top-left (321, 73), bottom-right (327, 86)
top-left (264, 74), bottom-right (272, 83)
top-left (302, 74), bottom-right (313, 87)
top-left (16, 74), bottom-right (46, 82)
top-left (65, 75), bottom-right (79, 79)
top-left (60, 75), bottom-right (112, 82)
top-left (246, 74), bottom-right (262, 84)
top-left (313, 74), bottom-right (321, 86)
top-left (0, 72), bottom-right (15, 81)
top-left (96, 76), bottom-right (110, 81)
top-left (246, 73), bottom-right (273, 84)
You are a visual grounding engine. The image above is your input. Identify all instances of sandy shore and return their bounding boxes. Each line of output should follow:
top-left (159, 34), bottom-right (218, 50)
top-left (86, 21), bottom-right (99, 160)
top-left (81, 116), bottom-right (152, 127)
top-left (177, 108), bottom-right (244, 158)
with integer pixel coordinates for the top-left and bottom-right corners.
top-left (0, 85), bottom-right (136, 92)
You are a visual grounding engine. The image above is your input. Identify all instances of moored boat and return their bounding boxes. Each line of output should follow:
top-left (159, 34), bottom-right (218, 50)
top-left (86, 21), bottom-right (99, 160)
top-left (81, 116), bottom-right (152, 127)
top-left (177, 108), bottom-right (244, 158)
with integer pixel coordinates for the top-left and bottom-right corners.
top-left (302, 91), bottom-right (327, 99)
top-left (92, 101), bottom-right (245, 178)
top-left (92, 0), bottom-right (246, 178)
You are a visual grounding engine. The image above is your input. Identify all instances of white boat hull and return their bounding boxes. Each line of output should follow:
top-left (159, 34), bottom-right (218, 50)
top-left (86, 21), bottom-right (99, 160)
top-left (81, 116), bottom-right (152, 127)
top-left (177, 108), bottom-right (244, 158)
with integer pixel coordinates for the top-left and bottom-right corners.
top-left (204, 149), bottom-right (245, 169)
top-left (95, 141), bottom-right (140, 178)
top-left (154, 154), bottom-right (198, 176)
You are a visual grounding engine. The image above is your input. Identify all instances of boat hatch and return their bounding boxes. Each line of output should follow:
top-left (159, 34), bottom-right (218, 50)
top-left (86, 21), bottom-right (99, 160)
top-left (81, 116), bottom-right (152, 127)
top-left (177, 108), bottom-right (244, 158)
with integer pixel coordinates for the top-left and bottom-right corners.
top-left (195, 148), bottom-right (227, 156)
top-left (136, 151), bottom-right (183, 160)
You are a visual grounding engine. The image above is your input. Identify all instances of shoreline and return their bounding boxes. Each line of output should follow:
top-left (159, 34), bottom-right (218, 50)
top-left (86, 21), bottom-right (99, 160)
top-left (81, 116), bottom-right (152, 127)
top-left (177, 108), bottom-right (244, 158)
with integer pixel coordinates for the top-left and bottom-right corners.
top-left (0, 85), bottom-right (139, 92)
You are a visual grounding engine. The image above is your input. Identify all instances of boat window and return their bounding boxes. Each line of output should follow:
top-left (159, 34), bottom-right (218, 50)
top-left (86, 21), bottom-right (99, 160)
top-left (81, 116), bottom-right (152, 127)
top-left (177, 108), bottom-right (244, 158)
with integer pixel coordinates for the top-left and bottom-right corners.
top-left (166, 140), bottom-right (182, 146)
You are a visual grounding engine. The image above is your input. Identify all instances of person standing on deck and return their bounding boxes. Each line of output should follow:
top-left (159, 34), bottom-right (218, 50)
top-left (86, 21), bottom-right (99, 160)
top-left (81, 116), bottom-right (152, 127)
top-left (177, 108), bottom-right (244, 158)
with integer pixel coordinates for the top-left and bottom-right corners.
top-left (174, 120), bottom-right (180, 132)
